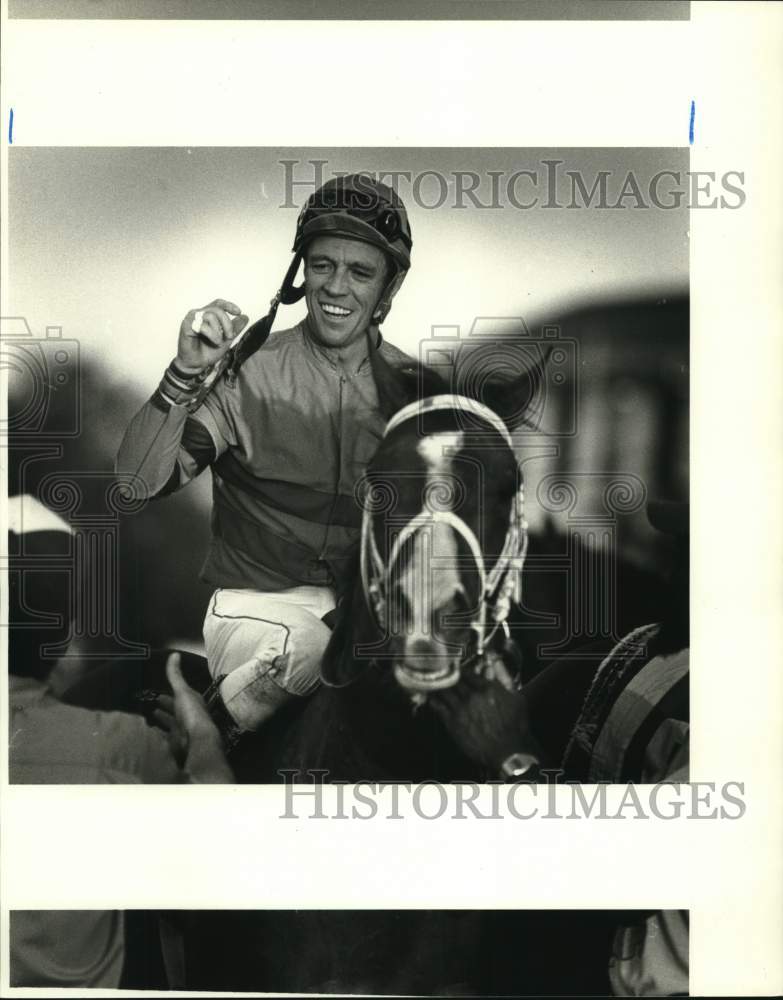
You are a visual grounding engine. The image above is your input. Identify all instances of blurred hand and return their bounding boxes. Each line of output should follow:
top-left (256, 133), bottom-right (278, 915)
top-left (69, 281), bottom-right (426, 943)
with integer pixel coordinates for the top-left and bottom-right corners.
top-left (152, 652), bottom-right (234, 783)
top-left (429, 670), bottom-right (536, 773)
top-left (176, 298), bottom-right (248, 373)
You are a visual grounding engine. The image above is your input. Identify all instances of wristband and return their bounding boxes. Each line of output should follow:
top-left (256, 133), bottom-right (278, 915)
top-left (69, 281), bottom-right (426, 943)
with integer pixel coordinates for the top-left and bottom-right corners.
top-left (156, 358), bottom-right (214, 413)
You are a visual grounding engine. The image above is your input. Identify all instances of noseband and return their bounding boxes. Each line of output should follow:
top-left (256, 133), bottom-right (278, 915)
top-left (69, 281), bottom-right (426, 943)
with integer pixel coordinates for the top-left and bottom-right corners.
top-left (359, 394), bottom-right (529, 667)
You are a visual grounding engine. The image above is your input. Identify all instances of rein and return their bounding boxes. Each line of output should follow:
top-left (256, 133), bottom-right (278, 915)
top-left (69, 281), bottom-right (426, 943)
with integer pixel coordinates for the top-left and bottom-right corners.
top-left (359, 394), bottom-right (528, 670)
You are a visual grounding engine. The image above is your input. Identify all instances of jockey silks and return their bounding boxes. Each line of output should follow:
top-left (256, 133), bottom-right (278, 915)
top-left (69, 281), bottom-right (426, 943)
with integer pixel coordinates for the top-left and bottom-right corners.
top-left (116, 319), bottom-right (410, 593)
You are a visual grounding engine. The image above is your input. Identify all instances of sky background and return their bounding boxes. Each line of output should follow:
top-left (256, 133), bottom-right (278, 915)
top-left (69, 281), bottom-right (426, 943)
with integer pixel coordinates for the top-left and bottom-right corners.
top-left (9, 146), bottom-right (689, 394)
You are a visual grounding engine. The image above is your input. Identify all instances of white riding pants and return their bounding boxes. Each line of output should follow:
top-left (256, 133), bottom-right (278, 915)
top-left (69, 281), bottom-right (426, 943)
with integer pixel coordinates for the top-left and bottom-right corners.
top-left (202, 585), bottom-right (337, 731)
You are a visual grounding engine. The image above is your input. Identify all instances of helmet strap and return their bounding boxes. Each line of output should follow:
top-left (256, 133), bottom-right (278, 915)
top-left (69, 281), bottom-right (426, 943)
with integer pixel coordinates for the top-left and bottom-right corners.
top-left (279, 250), bottom-right (306, 305)
top-left (372, 269), bottom-right (406, 324)
top-left (225, 251), bottom-right (403, 385)
top-left (224, 251), bottom-right (304, 384)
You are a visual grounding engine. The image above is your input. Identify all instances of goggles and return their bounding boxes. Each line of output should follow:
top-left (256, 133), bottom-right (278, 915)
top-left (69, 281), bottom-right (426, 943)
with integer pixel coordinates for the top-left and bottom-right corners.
top-left (298, 191), bottom-right (412, 253)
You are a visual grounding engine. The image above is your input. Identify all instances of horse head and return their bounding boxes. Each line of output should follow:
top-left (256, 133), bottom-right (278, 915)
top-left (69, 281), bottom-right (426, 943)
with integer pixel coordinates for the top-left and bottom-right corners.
top-left (322, 338), bottom-right (548, 702)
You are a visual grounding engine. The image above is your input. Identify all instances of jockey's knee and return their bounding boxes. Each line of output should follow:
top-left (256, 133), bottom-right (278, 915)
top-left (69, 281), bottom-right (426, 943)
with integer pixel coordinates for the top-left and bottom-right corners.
top-left (202, 589), bottom-right (332, 732)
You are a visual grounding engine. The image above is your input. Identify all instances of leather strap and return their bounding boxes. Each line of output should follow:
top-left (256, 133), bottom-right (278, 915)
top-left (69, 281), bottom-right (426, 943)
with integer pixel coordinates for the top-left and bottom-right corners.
top-left (225, 252), bottom-right (305, 384)
top-left (184, 252), bottom-right (306, 410)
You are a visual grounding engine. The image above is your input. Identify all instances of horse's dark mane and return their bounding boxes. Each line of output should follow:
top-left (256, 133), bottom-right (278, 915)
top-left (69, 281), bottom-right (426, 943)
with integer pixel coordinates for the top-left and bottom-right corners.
top-left (369, 349), bottom-right (448, 421)
top-left (320, 549), bottom-right (375, 689)
top-left (370, 336), bottom-right (551, 430)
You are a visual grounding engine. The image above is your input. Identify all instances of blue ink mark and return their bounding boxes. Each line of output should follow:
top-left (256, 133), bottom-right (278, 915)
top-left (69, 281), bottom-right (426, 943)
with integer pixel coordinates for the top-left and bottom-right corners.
top-left (689, 100), bottom-right (695, 145)
top-left (8, 108), bottom-right (13, 144)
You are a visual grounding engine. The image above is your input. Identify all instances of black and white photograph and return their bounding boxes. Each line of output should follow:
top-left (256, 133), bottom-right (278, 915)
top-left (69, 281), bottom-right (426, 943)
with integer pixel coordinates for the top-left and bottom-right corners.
top-left (9, 908), bottom-right (689, 995)
top-left (1, 3), bottom-right (782, 998)
top-left (7, 147), bottom-right (690, 788)
top-left (6, 0), bottom-right (691, 20)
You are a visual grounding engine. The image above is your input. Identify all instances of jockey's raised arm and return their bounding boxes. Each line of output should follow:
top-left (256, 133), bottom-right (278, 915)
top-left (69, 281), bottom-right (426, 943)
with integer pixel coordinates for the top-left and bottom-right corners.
top-left (116, 298), bottom-right (252, 499)
top-left (115, 174), bottom-right (414, 735)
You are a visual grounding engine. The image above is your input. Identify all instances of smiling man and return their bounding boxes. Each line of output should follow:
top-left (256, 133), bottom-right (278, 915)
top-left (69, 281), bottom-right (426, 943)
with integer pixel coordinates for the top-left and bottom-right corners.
top-left (116, 175), bottom-right (412, 735)
top-left (306, 236), bottom-right (390, 357)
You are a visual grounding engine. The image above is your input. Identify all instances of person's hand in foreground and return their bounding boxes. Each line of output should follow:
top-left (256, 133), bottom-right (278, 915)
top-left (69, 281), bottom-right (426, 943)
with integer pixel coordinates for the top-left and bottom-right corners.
top-left (429, 669), bottom-right (547, 777)
top-left (152, 652), bottom-right (234, 784)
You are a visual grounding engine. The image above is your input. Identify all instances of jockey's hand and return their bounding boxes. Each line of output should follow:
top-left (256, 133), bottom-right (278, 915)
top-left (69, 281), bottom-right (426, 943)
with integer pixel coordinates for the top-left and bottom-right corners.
top-left (176, 298), bottom-right (249, 373)
top-left (429, 671), bottom-right (540, 774)
top-left (151, 652), bottom-right (234, 784)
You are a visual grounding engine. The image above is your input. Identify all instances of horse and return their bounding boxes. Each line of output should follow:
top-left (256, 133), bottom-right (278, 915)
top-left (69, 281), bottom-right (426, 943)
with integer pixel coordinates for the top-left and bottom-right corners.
top-left (223, 336), bottom-right (662, 783)
top-left (173, 908), bottom-right (620, 995)
top-left (183, 331), bottom-right (663, 992)
top-left (57, 326), bottom-right (664, 780)
top-left (55, 342), bottom-right (654, 994)
top-left (228, 339), bottom-right (551, 784)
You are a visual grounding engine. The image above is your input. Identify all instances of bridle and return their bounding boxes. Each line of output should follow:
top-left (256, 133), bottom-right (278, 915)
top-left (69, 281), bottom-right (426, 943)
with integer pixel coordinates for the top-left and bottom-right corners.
top-left (359, 394), bottom-right (529, 670)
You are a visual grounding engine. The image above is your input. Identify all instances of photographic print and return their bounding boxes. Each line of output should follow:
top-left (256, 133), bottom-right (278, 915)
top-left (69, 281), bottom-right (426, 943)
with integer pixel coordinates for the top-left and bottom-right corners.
top-left (2, 4), bottom-right (782, 998)
top-left (6, 147), bottom-right (690, 788)
top-left (9, 908), bottom-right (689, 995)
top-left (7, 0), bottom-right (691, 21)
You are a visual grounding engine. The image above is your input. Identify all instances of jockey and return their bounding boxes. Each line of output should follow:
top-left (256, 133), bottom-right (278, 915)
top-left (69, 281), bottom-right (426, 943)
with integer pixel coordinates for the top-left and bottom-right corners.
top-left (116, 174), bottom-right (413, 734)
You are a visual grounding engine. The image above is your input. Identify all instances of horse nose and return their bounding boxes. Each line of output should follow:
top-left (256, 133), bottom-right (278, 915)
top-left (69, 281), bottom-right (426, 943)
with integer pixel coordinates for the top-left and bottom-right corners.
top-left (406, 636), bottom-right (442, 660)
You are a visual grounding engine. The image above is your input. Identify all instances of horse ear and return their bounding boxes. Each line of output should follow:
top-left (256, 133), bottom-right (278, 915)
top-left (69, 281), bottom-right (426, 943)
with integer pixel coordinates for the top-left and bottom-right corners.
top-left (476, 346), bottom-right (552, 431)
top-left (369, 342), bottom-right (448, 421)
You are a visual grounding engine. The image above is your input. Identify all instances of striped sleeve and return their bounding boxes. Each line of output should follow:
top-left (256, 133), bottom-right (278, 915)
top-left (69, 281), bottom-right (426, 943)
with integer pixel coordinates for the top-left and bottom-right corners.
top-left (115, 394), bottom-right (227, 501)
